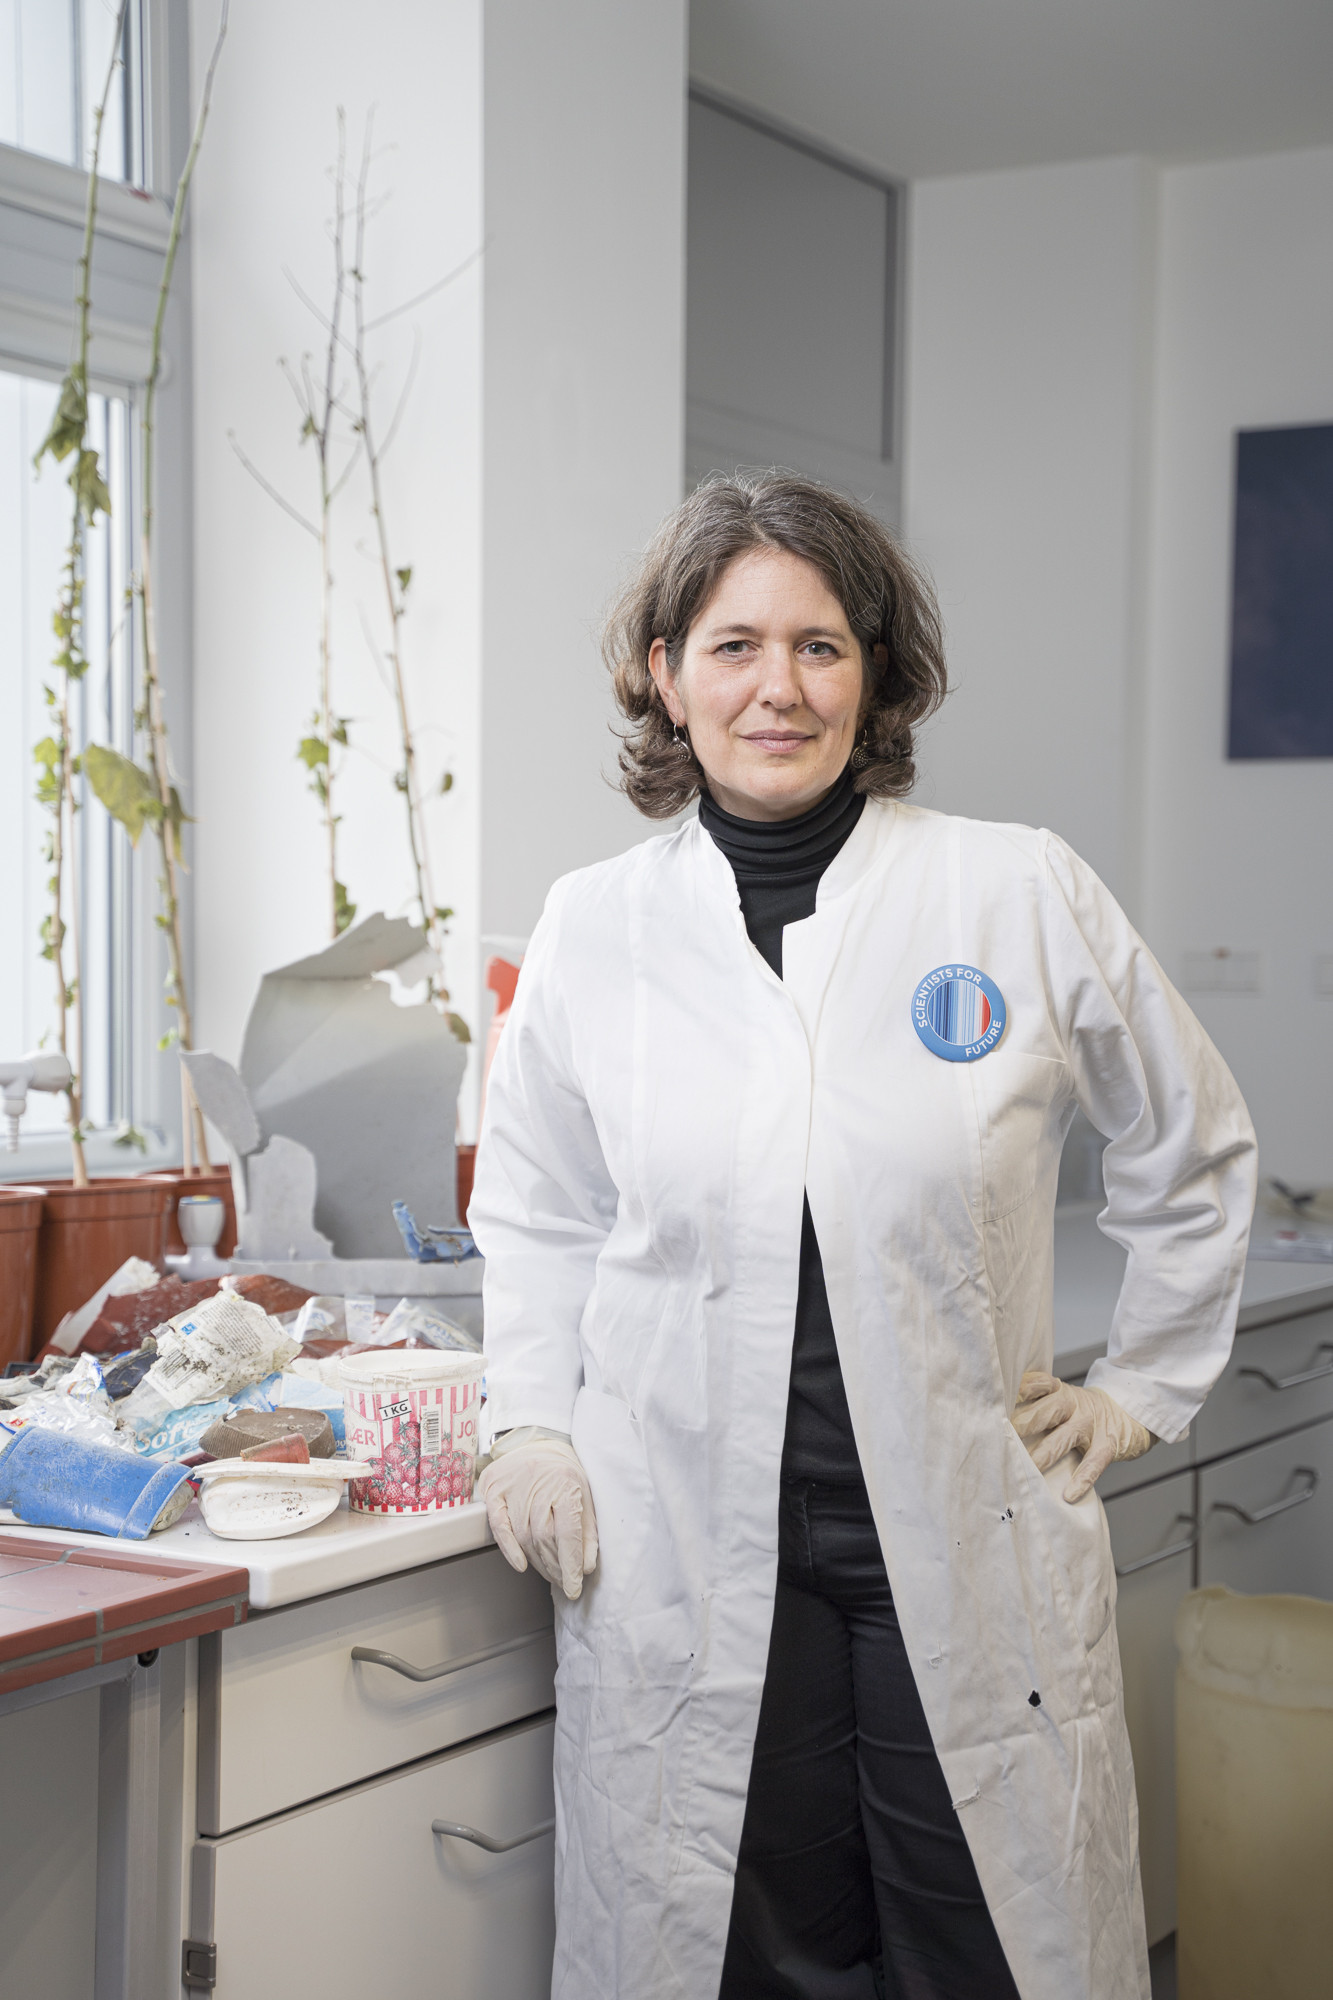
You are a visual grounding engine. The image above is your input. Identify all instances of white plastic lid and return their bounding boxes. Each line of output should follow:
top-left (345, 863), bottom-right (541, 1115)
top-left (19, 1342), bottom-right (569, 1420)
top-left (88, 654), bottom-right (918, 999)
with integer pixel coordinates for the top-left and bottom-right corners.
top-left (337, 1348), bottom-right (482, 1389)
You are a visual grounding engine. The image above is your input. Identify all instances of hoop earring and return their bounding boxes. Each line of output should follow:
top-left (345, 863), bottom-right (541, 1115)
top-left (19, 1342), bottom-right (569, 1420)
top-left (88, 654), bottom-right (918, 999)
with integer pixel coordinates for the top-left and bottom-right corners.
top-left (672, 722), bottom-right (691, 757)
top-left (850, 727), bottom-right (871, 772)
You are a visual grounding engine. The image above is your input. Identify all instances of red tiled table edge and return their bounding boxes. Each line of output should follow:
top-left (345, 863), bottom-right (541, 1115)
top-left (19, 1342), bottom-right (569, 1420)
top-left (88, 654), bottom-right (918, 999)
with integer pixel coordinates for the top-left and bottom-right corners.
top-left (0, 1533), bottom-right (248, 1696)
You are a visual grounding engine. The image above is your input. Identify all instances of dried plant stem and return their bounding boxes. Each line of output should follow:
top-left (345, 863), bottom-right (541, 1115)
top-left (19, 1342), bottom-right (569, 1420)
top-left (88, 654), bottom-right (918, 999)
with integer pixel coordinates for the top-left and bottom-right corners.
top-left (137, 0), bottom-right (229, 1169)
top-left (349, 119), bottom-right (446, 993)
top-left (35, 1), bottom-right (130, 1184)
top-left (313, 113), bottom-right (351, 937)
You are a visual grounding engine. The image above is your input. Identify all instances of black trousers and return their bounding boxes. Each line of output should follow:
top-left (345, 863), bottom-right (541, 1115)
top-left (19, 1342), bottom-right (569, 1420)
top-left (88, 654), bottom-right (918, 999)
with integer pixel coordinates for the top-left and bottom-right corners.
top-left (719, 1481), bottom-right (1021, 2000)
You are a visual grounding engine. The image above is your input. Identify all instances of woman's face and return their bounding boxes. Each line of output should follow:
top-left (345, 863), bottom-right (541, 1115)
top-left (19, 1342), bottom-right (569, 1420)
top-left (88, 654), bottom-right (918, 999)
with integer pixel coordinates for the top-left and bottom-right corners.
top-left (649, 548), bottom-right (866, 822)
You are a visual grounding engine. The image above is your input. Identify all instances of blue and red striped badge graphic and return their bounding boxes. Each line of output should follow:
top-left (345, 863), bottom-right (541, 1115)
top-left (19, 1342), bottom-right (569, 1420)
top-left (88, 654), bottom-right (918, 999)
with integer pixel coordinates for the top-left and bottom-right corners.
top-left (912, 965), bottom-right (1006, 1062)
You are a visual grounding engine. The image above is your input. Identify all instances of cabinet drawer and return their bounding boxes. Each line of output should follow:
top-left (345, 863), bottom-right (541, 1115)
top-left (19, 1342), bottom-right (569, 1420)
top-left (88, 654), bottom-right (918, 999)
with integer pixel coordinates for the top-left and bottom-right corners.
top-left (1104, 1472), bottom-right (1196, 1946)
top-left (1195, 1305), bottom-right (1333, 1461)
top-left (195, 1714), bottom-right (556, 2000)
top-left (199, 1546), bottom-right (555, 1833)
top-left (1199, 1416), bottom-right (1333, 1600)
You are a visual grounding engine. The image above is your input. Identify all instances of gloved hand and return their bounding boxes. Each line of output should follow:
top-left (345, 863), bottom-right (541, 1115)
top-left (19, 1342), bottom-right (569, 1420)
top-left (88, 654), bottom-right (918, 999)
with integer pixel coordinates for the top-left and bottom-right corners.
top-left (1012, 1371), bottom-right (1153, 1503)
top-left (478, 1436), bottom-right (599, 1600)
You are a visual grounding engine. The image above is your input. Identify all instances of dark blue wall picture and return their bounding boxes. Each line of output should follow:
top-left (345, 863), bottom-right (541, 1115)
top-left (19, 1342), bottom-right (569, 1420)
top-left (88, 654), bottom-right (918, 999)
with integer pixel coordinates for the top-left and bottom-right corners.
top-left (1227, 422), bottom-right (1333, 759)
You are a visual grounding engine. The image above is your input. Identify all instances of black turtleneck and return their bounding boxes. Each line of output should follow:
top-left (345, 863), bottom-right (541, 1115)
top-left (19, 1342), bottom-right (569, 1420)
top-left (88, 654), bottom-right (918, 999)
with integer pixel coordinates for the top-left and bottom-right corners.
top-left (699, 766), bottom-right (869, 1488)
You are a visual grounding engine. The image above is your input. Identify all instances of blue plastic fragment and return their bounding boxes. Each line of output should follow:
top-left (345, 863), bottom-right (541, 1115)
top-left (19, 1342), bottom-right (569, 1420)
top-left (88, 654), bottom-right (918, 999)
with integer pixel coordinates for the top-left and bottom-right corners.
top-left (392, 1200), bottom-right (480, 1264)
top-left (0, 1427), bottom-right (192, 1540)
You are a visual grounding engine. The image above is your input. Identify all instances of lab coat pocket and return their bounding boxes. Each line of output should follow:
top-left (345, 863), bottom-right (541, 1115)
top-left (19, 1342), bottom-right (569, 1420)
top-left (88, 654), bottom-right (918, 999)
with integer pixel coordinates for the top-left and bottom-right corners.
top-left (1006, 1424), bottom-right (1116, 1659)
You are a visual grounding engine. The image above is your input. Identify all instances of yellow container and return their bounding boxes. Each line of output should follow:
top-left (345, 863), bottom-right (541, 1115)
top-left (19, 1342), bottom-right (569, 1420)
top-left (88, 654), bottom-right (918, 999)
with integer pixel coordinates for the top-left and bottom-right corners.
top-left (1176, 1586), bottom-right (1333, 1999)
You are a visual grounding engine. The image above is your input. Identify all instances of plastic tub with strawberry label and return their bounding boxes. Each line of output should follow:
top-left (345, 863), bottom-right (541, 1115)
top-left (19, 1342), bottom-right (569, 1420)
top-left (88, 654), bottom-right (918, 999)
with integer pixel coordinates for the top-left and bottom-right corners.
top-left (339, 1349), bottom-right (482, 1515)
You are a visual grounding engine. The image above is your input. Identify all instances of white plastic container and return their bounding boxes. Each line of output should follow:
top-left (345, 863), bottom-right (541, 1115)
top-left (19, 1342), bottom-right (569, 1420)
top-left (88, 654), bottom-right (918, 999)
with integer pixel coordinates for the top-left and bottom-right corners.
top-left (195, 1458), bottom-right (364, 1540)
top-left (339, 1349), bottom-right (482, 1515)
top-left (1176, 1585), bottom-right (1333, 1998)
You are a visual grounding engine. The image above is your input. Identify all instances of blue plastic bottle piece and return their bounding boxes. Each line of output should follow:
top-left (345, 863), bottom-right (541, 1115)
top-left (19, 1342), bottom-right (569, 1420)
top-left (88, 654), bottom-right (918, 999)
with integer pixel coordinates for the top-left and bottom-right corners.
top-left (0, 1427), bottom-right (192, 1539)
top-left (392, 1199), bottom-right (479, 1264)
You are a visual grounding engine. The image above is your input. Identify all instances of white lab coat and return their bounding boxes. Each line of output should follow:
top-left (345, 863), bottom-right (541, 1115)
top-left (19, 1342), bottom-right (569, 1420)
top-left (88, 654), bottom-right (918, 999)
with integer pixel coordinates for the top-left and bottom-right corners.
top-left (471, 801), bottom-right (1256, 2000)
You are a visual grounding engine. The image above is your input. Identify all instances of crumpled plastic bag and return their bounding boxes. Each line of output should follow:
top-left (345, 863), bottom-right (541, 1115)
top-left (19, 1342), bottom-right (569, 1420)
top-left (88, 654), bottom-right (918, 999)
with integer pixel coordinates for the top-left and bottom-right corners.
top-left (375, 1297), bottom-right (481, 1353)
top-left (146, 1293), bottom-right (301, 1411)
top-left (0, 1389), bottom-right (119, 1450)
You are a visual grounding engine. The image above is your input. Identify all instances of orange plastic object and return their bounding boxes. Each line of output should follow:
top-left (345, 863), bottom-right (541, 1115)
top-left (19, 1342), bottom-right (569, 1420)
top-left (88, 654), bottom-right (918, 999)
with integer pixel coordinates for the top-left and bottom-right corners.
top-left (0, 1186), bottom-right (47, 1369)
top-left (240, 1433), bottom-right (311, 1465)
top-left (477, 956), bottom-right (522, 1135)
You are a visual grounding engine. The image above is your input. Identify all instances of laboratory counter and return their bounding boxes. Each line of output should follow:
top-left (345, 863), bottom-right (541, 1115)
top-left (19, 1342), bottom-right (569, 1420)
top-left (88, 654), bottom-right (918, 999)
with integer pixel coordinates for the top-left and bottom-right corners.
top-left (5, 1218), bottom-right (1333, 1998)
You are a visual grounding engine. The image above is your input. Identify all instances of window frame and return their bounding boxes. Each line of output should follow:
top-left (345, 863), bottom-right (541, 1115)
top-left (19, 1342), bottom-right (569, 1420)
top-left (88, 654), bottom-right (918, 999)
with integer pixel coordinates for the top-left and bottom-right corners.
top-left (0, 0), bottom-right (194, 1181)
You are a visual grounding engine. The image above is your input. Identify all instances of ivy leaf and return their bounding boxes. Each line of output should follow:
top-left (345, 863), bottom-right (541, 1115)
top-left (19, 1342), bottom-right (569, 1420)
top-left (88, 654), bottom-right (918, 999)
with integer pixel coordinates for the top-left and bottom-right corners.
top-left (166, 786), bottom-right (193, 834)
top-left (393, 769), bottom-right (409, 794)
top-left (331, 716), bottom-right (350, 747)
top-left (433, 905), bottom-right (454, 924)
top-left (297, 735), bottom-right (329, 770)
top-left (71, 446), bottom-right (112, 522)
top-left (82, 744), bottom-right (161, 845)
top-left (333, 880), bottom-right (357, 935)
top-left (395, 566), bottom-right (412, 594)
top-left (33, 371), bottom-right (87, 468)
top-left (438, 770), bottom-right (453, 795)
top-left (112, 1123), bottom-right (149, 1153)
top-left (445, 1010), bottom-right (471, 1044)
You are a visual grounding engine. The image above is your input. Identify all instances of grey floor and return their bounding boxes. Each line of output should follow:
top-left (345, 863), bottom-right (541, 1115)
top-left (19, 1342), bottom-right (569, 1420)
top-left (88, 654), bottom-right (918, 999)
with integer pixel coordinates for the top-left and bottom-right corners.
top-left (1149, 1934), bottom-right (1177, 2000)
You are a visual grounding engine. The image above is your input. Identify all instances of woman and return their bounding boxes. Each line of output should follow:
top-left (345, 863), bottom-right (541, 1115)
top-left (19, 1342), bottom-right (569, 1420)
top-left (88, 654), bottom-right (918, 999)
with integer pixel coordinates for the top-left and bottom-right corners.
top-left (472, 474), bottom-right (1255, 2000)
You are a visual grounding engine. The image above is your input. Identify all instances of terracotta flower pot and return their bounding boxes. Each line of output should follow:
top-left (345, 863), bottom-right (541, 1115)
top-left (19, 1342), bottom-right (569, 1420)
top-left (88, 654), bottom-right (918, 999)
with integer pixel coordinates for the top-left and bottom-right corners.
top-left (148, 1165), bottom-right (239, 1257)
top-left (31, 1177), bottom-right (176, 1348)
top-left (0, 1185), bottom-right (48, 1370)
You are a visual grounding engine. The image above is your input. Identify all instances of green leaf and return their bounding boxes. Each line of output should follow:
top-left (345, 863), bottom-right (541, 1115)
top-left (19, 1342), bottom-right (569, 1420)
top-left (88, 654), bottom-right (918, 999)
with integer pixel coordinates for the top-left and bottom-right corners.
top-left (331, 716), bottom-right (350, 747)
top-left (445, 1011), bottom-right (471, 1045)
top-left (157, 1027), bottom-right (179, 1051)
top-left (112, 1123), bottom-right (149, 1153)
top-left (393, 769), bottom-right (408, 793)
top-left (82, 744), bottom-right (160, 845)
top-left (33, 370), bottom-right (87, 468)
top-left (70, 446), bottom-right (111, 522)
top-left (297, 735), bottom-right (329, 770)
top-left (395, 566), bottom-right (412, 593)
top-left (438, 770), bottom-right (453, 795)
top-left (433, 905), bottom-right (454, 924)
top-left (333, 880), bottom-right (357, 935)
top-left (300, 414), bottom-right (317, 441)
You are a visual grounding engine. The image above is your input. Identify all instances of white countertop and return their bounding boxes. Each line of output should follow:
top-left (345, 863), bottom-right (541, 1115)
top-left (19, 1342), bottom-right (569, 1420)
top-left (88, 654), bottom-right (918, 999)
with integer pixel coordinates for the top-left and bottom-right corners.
top-left (1052, 1205), bottom-right (1333, 1372)
top-left (0, 1493), bottom-right (495, 1612)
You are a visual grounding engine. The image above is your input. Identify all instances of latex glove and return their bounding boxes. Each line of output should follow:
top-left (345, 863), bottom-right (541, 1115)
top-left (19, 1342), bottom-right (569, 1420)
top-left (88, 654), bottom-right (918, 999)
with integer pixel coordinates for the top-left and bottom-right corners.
top-left (1012, 1371), bottom-right (1153, 1503)
top-left (478, 1438), bottom-right (599, 1600)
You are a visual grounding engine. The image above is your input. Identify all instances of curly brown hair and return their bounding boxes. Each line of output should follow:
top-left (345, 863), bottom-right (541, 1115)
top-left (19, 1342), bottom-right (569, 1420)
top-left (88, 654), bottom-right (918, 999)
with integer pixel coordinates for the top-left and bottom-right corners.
top-left (604, 471), bottom-right (948, 819)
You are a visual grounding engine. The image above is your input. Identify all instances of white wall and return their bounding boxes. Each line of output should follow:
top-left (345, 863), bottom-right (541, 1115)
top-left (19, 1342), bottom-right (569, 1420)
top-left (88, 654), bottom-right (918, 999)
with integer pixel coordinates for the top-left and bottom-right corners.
top-left (904, 156), bottom-right (1156, 909)
top-left (189, 0), bottom-right (484, 1065)
top-left (479, 0), bottom-right (687, 953)
top-left (904, 144), bottom-right (1333, 1175)
top-left (1142, 146), bottom-right (1333, 1179)
top-left (189, 0), bottom-right (688, 1129)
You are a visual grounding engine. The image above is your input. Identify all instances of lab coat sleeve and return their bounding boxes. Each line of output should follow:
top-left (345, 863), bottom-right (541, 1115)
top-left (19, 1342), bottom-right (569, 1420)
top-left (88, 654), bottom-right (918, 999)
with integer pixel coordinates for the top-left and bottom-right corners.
top-left (469, 881), bottom-right (619, 1436)
top-left (1040, 832), bottom-right (1257, 1444)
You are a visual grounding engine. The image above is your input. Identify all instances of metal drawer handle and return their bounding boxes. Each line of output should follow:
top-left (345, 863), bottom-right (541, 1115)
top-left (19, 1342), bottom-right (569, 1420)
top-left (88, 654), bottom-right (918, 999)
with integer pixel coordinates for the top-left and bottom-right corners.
top-left (351, 1628), bottom-right (549, 1683)
top-left (432, 1815), bottom-right (555, 1853)
top-left (1211, 1467), bottom-right (1319, 1528)
top-left (1238, 1344), bottom-right (1333, 1393)
top-left (1114, 1514), bottom-right (1198, 1577)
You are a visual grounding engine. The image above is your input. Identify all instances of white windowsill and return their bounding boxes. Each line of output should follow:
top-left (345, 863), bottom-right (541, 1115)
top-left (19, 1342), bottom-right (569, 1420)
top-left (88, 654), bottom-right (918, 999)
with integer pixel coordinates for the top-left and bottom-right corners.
top-left (0, 1128), bottom-right (181, 1185)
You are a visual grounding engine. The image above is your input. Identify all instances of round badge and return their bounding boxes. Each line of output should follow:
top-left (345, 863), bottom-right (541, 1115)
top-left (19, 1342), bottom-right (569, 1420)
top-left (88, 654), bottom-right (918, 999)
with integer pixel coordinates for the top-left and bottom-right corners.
top-left (912, 965), bottom-right (1006, 1062)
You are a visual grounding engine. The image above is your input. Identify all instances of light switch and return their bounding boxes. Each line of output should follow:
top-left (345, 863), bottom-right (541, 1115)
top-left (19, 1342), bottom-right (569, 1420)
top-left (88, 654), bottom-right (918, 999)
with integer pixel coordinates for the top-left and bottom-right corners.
top-left (1181, 949), bottom-right (1263, 994)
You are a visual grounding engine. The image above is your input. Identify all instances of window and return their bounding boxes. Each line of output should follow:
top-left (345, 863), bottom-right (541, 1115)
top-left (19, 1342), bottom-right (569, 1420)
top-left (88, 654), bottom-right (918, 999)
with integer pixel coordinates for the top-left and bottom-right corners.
top-left (0, 0), bottom-right (145, 183)
top-left (686, 88), bottom-right (903, 526)
top-left (0, 0), bottom-right (188, 1175)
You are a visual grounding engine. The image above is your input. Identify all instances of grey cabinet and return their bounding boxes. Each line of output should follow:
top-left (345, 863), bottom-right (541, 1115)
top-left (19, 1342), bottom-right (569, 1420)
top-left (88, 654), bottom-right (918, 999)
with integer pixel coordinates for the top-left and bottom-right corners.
top-left (187, 1547), bottom-right (557, 1998)
top-left (1199, 1416), bottom-right (1333, 1598)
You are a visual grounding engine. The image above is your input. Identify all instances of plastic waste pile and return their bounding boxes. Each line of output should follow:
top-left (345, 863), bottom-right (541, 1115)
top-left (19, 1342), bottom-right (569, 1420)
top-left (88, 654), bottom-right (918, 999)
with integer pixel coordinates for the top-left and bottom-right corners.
top-left (0, 1258), bottom-right (484, 1544)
